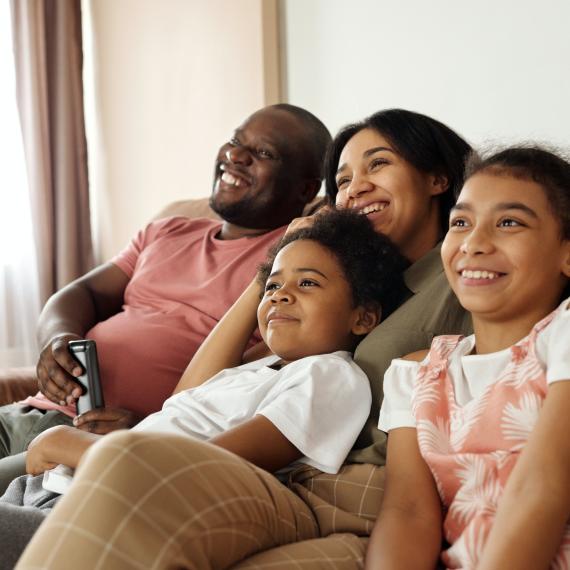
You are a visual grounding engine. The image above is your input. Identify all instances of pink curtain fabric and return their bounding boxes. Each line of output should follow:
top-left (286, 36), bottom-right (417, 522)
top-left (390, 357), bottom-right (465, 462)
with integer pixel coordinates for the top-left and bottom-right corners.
top-left (10, 0), bottom-right (93, 305)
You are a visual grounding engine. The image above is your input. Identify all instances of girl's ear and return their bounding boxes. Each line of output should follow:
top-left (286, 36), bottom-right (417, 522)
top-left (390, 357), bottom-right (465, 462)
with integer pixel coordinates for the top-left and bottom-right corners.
top-left (351, 305), bottom-right (381, 336)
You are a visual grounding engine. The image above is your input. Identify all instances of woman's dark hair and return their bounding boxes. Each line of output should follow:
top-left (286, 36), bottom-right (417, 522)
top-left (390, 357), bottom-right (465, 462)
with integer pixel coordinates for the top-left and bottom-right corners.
top-left (257, 209), bottom-right (410, 322)
top-left (324, 109), bottom-right (472, 235)
top-left (464, 145), bottom-right (570, 240)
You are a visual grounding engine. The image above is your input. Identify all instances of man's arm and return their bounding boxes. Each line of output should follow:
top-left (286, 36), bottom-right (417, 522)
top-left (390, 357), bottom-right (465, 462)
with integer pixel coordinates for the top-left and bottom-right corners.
top-left (36, 263), bottom-right (129, 406)
top-left (366, 427), bottom-right (442, 569)
top-left (174, 279), bottom-right (263, 393)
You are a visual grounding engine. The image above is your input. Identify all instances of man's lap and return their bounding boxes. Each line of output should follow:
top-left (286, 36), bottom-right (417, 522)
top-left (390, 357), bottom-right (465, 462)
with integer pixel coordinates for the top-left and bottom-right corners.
top-left (0, 403), bottom-right (73, 494)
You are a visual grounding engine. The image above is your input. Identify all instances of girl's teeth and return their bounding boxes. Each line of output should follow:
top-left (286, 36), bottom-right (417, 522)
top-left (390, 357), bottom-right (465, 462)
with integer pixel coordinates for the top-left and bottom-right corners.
top-left (461, 270), bottom-right (499, 280)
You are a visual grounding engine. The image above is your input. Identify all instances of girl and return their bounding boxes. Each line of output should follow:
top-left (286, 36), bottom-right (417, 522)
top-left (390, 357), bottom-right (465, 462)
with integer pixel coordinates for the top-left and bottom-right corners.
top-left (367, 146), bottom-right (570, 569)
top-left (11, 210), bottom-right (408, 570)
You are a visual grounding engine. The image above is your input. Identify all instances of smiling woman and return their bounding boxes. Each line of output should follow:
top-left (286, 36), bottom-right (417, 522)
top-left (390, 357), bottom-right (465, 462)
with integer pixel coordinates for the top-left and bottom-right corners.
top-left (0, 3), bottom-right (41, 367)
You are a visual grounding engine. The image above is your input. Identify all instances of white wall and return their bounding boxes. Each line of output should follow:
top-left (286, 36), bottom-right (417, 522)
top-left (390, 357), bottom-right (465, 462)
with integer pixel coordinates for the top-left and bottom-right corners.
top-left (282, 0), bottom-right (570, 147)
top-left (83, 0), bottom-right (271, 261)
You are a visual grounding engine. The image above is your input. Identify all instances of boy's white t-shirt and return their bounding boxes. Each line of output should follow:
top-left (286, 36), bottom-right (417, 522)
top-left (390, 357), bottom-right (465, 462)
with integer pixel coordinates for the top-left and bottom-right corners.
top-left (136, 350), bottom-right (371, 474)
top-left (379, 301), bottom-right (570, 431)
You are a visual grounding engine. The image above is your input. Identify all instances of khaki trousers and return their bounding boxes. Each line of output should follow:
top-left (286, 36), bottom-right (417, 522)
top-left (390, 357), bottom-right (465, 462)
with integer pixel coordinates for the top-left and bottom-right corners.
top-left (17, 431), bottom-right (323, 570)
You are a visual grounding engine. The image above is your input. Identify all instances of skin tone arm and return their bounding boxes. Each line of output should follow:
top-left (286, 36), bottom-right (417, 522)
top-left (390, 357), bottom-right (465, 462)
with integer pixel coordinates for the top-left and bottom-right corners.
top-left (36, 262), bottom-right (128, 404)
top-left (37, 263), bottom-right (140, 432)
top-left (366, 427), bottom-right (442, 570)
top-left (27, 416), bottom-right (301, 475)
top-left (477, 380), bottom-right (570, 570)
top-left (174, 278), bottom-right (263, 392)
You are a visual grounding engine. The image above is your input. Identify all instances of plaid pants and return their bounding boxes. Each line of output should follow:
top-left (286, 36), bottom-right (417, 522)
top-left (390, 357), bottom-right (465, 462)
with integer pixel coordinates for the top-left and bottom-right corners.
top-left (16, 431), bottom-right (385, 569)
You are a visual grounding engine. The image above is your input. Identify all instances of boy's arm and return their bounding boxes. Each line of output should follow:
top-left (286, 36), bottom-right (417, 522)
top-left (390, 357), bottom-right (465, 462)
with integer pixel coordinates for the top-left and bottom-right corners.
top-left (210, 415), bottom-right (302, 473)
top-left (26, 425), bottom-right (101, 474)
top-left (174, 279), bottom-right (263, 392)
top-left (477, 380), bottom-right (570, 570)
top-left (366, 427), bottom-right (442, 570)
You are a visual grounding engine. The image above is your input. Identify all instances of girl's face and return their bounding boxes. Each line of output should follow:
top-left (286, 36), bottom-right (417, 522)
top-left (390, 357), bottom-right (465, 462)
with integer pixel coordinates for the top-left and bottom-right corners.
top-left (334, 128), bottom-right (446, 262)
top-left (257, 239), bottom-right (377, 362)
top-left (441, 172), bottom-right (570, 325)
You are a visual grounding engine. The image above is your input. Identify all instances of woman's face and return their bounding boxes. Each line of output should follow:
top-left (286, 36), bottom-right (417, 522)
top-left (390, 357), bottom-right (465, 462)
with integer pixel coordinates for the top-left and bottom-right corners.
top-left (335, 128), bottom-right (445, 262)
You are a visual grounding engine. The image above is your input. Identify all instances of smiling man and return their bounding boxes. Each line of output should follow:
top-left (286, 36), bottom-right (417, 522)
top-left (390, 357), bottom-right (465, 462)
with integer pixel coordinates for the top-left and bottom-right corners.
top-left (0, 104), bottom-right (331, 492)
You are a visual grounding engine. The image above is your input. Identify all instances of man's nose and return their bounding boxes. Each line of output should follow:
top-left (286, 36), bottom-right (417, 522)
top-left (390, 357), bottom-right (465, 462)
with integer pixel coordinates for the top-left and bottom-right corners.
top-left (225, 145), bottom-right (252, 166)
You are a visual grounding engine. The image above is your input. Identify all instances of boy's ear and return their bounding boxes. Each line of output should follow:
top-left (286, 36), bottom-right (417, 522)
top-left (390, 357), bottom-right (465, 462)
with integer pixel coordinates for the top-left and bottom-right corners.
top-left (351, 304), bottom-right (381, 336)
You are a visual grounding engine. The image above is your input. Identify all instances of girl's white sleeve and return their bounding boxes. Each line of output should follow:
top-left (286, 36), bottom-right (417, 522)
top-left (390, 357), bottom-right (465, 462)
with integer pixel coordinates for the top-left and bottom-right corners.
top-left (378, 359), bottom-right (419, 432)
top-left (542, 302), bottom-right (570, 384)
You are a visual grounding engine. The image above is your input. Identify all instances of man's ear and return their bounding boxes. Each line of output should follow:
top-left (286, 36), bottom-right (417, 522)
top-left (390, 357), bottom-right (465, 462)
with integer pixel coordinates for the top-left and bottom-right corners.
top-left (430, 174), bottom-right (449, 197)
top-left (351, 304), bottom-right (381, 336)
top-left (300, 178), bottom-right (321, 205)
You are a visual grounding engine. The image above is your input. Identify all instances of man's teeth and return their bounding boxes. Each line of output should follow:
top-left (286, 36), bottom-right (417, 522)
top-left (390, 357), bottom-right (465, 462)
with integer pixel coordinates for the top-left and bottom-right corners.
top-left (461, 270), bottom-right (500, 280)
top-left (359, 203), bottom-right (387, 215)
top-left (221, 172), bottom-right (242, 187)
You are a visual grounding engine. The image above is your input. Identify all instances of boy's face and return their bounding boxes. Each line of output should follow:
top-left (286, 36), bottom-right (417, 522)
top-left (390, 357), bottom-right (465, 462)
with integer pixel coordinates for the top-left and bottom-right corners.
top-left (257, 239), bottom-right (375, 363)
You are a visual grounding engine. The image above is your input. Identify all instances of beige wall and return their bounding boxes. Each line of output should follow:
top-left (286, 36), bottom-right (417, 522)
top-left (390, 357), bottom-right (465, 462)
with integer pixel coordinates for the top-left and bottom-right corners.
top-left (283, 0), bottom-right (570, 147)
top-left (83, 0), bottom-right (280, 261)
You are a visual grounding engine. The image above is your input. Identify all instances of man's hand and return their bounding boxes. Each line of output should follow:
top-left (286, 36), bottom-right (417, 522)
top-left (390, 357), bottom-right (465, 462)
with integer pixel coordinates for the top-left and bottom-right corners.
top-left (36, 333), bottom-right (85, 406)
top-left (73, 408), bottom-right (138, 434)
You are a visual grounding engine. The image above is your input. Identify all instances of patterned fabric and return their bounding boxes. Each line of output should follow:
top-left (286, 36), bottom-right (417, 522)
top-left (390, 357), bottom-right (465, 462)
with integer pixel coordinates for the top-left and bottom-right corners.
top-left (413, 307), bottom-right (570, 569)
top-left (15, 432), bottom-right (385, 570)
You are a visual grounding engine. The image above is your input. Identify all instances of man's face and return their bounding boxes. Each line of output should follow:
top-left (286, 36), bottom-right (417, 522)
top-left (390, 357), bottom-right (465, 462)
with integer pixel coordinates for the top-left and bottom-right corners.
top-left (210, 108), bottom-right (311, 229)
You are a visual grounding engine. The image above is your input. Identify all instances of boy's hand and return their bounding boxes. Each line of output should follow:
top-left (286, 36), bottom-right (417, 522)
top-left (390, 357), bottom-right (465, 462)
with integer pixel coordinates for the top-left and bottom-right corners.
top-left (37, 333), bottom-right (85, 406)
top-left (26, 425), bottom-right (73, 475)
top-left (73, 407), bottom-right (138, 434)
top-left (284, 205), bottom-right (334, 237)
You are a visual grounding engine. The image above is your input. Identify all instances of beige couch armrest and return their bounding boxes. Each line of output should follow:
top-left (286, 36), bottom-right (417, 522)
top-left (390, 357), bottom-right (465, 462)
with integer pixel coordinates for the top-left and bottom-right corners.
top-left (0, 367), bottom-right (38, 406)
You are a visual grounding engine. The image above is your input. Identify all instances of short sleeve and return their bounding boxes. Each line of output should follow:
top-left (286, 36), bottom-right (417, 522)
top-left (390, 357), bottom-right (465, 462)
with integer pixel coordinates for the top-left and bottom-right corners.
top-left (258, 353), bottom-right (371, 474)
top-left (111, 216), bottom-right (192, 278)
top-left (540, 301), bottom-right (570, 384)
top-left (378, 359), bottom-right (419, 432)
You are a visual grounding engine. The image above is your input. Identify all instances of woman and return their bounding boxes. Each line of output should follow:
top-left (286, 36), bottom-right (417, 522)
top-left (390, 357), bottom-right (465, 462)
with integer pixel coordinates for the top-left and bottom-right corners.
top-left (326, 109), bottom-right (474, 467)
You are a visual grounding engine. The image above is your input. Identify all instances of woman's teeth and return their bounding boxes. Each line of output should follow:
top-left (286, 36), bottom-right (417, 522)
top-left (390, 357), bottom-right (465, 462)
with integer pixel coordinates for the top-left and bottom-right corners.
top-left (360, 203), bottom-right (387, 215)
top-left (461, 270), bottom-right (500, 280)
top-left (221, 172), bottom-right (242, 187)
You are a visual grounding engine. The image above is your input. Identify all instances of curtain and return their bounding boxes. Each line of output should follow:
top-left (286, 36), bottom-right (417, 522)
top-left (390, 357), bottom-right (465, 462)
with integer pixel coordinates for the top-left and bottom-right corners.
top-left (0, 1), bottom-right (41, 367)
top-left (10, 0), bottom-right (94, 307)
top-left (0, 0), bottom-right (94, 367)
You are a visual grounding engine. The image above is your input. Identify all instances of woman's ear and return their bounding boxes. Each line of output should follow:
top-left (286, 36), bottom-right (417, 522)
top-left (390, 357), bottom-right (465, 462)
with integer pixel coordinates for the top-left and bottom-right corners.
top-left (430, 173), bottom-right (449, 197)
top-left (351, 304), bottom-right (381, 336)
top-left (561, 241), bottom-right (570, 278)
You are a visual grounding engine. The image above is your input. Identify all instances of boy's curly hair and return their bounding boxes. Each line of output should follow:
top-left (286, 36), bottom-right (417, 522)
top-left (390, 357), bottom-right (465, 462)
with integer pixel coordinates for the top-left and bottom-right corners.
top-left (257, 209), bottom-right (410, 321)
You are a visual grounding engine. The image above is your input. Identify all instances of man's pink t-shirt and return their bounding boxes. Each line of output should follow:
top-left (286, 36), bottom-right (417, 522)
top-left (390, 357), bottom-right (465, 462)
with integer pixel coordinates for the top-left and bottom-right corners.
top-left (25, 217), bottom-right (285, 419)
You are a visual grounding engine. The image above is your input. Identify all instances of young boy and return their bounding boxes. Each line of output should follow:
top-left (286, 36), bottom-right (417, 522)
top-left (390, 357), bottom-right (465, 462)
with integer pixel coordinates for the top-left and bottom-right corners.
top-left (9, 209), bottom-right (409, 569)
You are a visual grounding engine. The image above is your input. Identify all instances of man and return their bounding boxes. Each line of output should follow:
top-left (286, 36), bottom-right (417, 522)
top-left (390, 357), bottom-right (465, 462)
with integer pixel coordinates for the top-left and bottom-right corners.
top-left (0, 104), bottom-right (331, 493)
